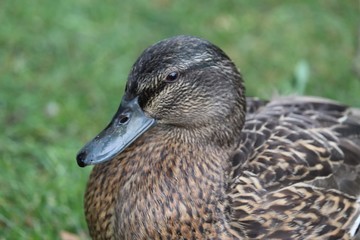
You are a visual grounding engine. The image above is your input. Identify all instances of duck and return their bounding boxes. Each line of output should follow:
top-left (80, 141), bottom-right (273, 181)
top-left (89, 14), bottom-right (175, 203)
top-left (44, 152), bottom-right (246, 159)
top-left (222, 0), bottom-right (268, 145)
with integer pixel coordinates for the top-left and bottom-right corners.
top-left (76, 35), bottom-right (360, 239)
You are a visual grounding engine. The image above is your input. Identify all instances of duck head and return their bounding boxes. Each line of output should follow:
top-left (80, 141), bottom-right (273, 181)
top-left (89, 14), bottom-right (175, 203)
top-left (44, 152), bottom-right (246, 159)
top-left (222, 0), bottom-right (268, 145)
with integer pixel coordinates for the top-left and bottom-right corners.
top-left (76, 35), bottom-right (245, 167)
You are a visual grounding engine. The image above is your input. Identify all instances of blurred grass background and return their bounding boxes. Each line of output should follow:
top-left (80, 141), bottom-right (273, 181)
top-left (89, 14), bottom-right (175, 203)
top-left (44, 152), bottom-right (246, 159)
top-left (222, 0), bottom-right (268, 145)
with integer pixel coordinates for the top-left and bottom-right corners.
top-left (1, 0), bottom-right (359, 239)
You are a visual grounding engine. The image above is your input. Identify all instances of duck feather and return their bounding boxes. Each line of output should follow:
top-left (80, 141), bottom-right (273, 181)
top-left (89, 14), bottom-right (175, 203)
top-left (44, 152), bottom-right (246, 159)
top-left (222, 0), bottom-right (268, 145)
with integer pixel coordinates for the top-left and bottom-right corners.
top-left (229, 96), bottom-right (360, 238)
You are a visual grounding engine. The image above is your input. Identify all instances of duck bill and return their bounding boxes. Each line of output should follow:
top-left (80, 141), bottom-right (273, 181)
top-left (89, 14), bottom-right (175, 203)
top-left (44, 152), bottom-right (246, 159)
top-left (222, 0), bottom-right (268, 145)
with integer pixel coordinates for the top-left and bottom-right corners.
top-left (76, 96), bottom-right (156, 167)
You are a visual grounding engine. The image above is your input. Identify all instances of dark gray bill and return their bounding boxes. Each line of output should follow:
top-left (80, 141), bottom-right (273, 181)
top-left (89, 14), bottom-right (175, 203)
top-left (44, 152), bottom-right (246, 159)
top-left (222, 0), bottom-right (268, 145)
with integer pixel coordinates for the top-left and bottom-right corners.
top-left (76, 96), bottom-right (155, 167)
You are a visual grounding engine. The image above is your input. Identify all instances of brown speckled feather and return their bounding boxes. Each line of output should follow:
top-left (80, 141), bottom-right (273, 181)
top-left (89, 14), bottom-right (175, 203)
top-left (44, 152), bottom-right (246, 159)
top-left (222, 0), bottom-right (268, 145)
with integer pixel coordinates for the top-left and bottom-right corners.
top-left (228, 96), bottom-right (360, 239)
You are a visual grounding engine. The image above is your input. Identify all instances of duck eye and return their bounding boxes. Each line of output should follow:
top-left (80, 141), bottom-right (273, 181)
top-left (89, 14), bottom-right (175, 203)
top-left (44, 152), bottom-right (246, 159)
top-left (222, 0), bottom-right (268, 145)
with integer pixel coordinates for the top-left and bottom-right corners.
top-left (165, 71), bottom-right (179, 82)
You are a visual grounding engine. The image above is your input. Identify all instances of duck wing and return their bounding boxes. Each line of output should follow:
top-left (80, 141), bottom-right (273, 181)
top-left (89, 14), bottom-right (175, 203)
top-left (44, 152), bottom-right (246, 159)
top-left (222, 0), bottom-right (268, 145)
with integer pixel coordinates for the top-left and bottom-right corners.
top-left (227, 96), bottom-right (360, 239)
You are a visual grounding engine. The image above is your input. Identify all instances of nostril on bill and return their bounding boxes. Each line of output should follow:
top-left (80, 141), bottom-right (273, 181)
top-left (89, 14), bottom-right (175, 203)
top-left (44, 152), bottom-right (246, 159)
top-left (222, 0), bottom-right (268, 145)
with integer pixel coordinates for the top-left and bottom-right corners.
top-left (119, 115), bottom-right (130, 124)
top-left (76, 151), bottom-right (87, 167)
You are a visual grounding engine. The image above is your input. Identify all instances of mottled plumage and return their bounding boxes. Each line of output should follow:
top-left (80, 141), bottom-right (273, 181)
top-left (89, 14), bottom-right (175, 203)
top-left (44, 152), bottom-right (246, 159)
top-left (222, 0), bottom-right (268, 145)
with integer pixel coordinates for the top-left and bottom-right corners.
top-left (77, 36), bottom-right (360, 239)
top-left (229, 97), bottom-right (360, 239)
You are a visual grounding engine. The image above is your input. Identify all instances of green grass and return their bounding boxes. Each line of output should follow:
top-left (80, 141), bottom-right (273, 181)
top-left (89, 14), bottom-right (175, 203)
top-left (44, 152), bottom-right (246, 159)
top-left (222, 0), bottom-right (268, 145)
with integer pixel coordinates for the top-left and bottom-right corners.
top-left (1, 0), bottom-right (359, 239)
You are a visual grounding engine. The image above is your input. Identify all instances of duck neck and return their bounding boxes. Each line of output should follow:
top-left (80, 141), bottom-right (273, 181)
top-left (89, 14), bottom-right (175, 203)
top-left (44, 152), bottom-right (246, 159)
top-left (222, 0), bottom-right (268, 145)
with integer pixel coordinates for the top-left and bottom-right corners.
top-left (119, 125), bottom-right (234, 203)
top-left (120, 131), bottom-right (233, 238)
top-left (85, 126), bottom-right (237, 239)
